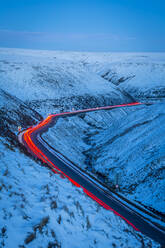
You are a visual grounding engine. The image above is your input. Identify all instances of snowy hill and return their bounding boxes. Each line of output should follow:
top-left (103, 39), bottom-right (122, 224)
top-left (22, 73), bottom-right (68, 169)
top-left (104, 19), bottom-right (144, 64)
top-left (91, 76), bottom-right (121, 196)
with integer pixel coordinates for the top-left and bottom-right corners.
top-left (0, 48), bottom-right (164, 247)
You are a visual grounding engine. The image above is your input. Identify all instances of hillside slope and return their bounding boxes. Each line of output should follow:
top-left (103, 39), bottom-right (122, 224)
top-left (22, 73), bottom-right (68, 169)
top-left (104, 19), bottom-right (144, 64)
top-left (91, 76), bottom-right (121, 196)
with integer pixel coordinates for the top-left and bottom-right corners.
top-left (0, 48), bottom-right (164, 247)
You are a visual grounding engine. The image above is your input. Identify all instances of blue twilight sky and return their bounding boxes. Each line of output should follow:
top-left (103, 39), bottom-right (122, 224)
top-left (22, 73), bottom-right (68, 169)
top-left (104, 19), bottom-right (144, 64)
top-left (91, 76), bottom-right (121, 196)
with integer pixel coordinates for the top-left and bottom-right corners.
top-left (0, 0), bottom-right (165, 52)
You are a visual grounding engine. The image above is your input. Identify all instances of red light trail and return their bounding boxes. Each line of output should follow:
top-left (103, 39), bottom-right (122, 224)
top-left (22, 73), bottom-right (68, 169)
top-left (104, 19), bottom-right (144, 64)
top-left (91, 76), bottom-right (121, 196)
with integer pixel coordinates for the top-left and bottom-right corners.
top-left (19, 102), bottom-right (165, 245)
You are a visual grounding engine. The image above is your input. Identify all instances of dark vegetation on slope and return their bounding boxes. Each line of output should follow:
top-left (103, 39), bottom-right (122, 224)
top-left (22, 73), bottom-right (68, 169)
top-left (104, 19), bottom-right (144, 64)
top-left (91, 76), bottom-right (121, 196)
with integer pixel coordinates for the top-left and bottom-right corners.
top-left (0, 89), bottom-right (42, 152)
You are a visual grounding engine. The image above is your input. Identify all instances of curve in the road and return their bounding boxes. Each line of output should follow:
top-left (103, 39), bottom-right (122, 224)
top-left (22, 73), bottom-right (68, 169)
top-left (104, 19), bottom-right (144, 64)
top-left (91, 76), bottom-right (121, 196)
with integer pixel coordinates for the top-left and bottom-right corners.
top-left (19, 102), bottom-right (165, 246)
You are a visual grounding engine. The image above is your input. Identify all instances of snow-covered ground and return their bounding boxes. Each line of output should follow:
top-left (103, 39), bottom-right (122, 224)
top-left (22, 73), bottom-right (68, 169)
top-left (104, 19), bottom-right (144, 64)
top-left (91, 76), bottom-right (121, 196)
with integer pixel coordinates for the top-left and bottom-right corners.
top-left (0, 48), bottom-right (131, 117)
top-left (0, 48), bottom-right (165, 247)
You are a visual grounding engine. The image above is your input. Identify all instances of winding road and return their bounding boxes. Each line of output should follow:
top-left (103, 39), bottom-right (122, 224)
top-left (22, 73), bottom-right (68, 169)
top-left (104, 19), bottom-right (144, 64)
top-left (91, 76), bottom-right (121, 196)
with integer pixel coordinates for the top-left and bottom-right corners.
top-left (19, 102), bottom-right (165, 246)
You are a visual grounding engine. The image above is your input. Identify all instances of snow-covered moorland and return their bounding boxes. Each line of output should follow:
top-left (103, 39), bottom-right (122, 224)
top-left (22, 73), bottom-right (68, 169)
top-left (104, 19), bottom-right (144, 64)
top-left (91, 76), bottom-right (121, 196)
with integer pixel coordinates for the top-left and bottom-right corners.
top-left (0, 48), bottom-right (165, 247)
